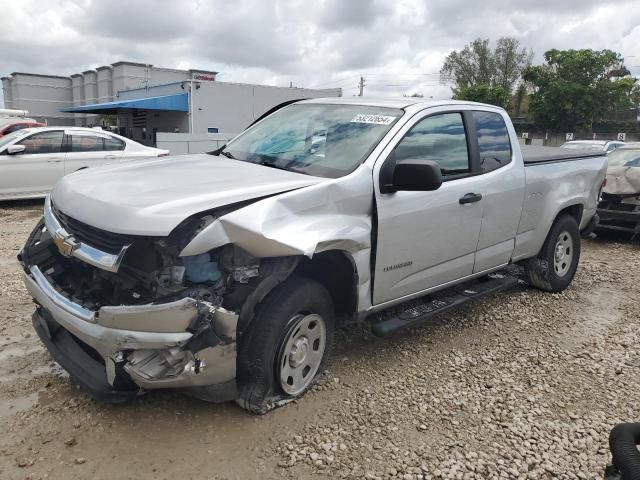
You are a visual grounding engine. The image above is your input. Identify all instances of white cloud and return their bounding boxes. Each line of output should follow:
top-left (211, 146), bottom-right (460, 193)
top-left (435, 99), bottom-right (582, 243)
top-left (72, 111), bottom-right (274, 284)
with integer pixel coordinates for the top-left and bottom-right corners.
top-left (1, 0), bottom-right (639, 106)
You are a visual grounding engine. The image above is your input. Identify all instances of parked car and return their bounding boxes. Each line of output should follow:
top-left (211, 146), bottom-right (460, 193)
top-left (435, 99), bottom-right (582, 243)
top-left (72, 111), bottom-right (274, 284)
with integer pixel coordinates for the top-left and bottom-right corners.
top-left (19, 99), bottom-right (607, 413)
top-left (597, 144), bottom-right (640, 238)
top-left (0, 119), bottom-right (46, 137)
top-left (560, 139), bottom-right (625, 152)
top-left (0, 127), bottom-right (170, 200)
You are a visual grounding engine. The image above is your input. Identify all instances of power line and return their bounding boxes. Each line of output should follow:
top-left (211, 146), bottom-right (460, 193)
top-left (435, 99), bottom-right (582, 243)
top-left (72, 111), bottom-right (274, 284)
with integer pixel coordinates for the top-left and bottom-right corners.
top-left (313, 72), bottom-right (454, 89)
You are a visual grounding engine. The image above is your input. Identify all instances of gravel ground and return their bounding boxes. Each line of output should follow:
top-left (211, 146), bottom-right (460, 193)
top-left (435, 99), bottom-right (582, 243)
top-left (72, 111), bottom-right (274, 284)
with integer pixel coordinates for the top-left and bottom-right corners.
top-left (1, 200), bottom-right (639, 480)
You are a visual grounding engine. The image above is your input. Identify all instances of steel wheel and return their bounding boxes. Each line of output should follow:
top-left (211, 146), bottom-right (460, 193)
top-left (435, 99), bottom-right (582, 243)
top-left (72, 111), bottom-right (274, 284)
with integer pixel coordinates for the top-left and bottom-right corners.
top-left (553, 230), bottom-right (574, 277)
top-left (278, 313), bottom-right (327, 396)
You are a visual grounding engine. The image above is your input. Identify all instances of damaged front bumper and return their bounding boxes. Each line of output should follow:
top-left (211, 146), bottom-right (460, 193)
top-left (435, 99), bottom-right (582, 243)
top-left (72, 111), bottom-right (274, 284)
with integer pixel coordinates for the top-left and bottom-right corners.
top-left (597, 193), bottom-right (640, 235)
top-left (597, 208), bottom-right (640, 234)
top-left (22, 262), bottom-right (239, 402)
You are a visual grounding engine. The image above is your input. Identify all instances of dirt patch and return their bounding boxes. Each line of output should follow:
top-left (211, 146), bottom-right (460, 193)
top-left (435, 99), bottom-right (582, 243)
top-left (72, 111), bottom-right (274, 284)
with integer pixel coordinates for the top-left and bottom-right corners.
top-left (1, 202), bottom-right (640, 479)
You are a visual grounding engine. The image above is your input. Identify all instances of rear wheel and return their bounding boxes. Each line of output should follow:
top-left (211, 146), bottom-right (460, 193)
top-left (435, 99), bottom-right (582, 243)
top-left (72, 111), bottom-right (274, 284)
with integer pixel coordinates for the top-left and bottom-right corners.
top-left (236, 276), bottom-right (334, 414)
top-left (525, 214), bottom-right (581, 292)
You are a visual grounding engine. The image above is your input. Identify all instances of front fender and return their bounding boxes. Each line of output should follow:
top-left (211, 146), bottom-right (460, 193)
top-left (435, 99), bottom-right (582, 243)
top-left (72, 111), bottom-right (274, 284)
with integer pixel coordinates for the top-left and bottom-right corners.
top-left (179, 166), bottom-right (374, 259)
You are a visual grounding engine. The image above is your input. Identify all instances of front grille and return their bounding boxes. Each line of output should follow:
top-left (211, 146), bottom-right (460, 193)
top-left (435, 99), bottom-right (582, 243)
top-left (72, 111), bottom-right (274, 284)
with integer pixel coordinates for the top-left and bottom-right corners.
top-left (52, 204), bottom-right (139, 254)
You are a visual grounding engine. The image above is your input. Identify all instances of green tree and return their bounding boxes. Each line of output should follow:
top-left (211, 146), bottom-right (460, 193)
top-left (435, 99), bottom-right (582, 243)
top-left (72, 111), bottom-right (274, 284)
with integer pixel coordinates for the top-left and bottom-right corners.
top-left (441, 37), bottom-right (532, 110)
top-left (495, 37), bottom-right (535, 94)
top-left (523, 49), bottom-right (640, 131)
top-left (454, 84), bottom-right (509, 109)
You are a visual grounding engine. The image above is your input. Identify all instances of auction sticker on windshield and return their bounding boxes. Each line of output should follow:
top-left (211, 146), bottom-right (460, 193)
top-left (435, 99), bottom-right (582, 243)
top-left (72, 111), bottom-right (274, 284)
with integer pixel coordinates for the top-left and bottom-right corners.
top-left (350, 114), bottom-right (397, 125)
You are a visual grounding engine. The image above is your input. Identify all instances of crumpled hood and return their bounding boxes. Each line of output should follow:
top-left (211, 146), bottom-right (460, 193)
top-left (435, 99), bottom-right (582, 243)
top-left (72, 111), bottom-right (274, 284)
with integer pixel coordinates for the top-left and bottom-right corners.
top-left (603, 165), bottom-right (640, 196)
top-left (51, 154), bottom-right (325, 235)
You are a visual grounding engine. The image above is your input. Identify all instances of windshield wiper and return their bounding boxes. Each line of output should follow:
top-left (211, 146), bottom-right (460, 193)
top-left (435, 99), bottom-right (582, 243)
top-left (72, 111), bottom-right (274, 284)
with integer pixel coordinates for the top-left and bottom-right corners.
top-left (219, 150), bottom-right (237, 160)
top-left (260, 160), bottom-right (291, 171)
top-left (259, 159), bottom-right (309, 175)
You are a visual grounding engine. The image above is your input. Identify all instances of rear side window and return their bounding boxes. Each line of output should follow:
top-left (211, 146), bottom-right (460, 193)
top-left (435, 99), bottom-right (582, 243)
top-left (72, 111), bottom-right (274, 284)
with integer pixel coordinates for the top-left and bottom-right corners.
top-left (104, 136), bottom-right (125, 151)
top-left (70, 135), bottom-right (103, 152)
top-left (473, 111), bottom-right (512, 172)
top-left (69, 134), bottom-right (125, 152)
top-left (18, 131), bottom-right (64, 154)
top-left (393, 112), bottom-right (470, 177)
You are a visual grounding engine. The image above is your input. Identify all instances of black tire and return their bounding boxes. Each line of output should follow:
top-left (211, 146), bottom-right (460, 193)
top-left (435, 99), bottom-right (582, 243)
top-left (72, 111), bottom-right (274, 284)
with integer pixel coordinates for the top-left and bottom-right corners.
top-left (609, 423), bottom-right (640, 480)
top-left (524, 214), bottom-right (581, 292)
top-left (236, 276), bottom-right (334, 414)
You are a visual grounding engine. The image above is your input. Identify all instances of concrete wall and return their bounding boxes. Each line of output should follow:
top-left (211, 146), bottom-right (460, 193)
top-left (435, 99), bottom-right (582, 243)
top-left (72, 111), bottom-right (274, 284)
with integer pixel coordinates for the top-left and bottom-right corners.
top-left (117, 80), bottom-right (341, 136)
top-left (111, 63), bottom-right (194, 95)
top-left (1, 62), bottom-right (339, 134)
top-left (0, 62), bottom-right (214, 126)
top-left (190, 82), bottom-right (341, 133)
top-left (146, 110), bottom-right (190, 133)
top-left (96, 67), bottom-right (114, 103)
top-left (71, 74), bottom-right (85, 126)
top-left (1, 78), bottom-right (12, 109)
top-left (156, 132), bottom-right (236, 154)
top-left (118, 82), bottom-right (184, 100)
top-left (82, 70), bottom-right (98, 104)
top-left (8, 73), bottom-right (74, 125)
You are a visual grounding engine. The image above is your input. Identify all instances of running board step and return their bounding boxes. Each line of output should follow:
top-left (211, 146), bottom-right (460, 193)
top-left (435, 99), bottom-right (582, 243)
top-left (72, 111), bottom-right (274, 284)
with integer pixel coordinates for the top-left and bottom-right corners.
top-left (370, 274), bottom-right (518, 337)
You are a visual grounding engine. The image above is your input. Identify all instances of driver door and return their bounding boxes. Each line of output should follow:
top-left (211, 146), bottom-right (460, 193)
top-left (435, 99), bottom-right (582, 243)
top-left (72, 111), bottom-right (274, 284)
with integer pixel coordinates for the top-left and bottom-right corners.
top-left (373, 110), bottom-right (486, 305)
top-left (0, 130), bottom-right (65, 198)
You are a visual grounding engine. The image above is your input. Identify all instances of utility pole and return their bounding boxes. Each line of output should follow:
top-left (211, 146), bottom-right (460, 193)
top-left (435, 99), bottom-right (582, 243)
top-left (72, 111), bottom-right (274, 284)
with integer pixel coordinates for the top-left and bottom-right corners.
top-left (358, 76), bottom-right (365, 96)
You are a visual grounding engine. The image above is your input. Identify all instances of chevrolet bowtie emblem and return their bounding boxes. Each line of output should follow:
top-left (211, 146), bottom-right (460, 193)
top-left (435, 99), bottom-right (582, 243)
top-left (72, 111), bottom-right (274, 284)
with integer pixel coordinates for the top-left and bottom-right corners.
top-left (52, 231), bottom-right (78, 257)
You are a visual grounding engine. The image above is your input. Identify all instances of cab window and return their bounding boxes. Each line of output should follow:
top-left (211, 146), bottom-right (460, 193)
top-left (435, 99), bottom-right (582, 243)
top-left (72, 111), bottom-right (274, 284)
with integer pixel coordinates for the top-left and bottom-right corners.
top-left (18, 131), bottom-right (64, 154)
top-left (392, 112), bottom-right (470, 177)
top-left (472, 111), bottom-right (512, 172)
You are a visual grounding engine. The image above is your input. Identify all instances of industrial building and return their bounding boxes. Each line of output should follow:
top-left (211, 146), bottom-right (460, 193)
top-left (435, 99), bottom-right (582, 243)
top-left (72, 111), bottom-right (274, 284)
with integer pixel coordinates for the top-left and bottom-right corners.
top-left (1, 61), bottom-right (341, 145)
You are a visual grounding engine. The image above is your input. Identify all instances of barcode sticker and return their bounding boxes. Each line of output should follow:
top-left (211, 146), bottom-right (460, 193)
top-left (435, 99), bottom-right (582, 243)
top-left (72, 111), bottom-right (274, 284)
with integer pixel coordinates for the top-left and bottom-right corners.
top-left (350, 114), bottom-right (397, 125)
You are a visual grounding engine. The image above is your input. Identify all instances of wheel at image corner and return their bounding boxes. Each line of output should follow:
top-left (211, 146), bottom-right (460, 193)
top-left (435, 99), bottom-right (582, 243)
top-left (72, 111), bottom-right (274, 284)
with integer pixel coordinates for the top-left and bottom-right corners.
top-left (524, 214), bottom-right (581, 292)
top-left (236, 275), bottom-right (335, 414)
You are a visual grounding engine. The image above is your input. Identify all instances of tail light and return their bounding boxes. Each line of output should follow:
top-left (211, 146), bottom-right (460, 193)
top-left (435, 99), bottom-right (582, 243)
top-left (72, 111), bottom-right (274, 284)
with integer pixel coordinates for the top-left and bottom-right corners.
top-left (602, 178), bottom-right (607, 188)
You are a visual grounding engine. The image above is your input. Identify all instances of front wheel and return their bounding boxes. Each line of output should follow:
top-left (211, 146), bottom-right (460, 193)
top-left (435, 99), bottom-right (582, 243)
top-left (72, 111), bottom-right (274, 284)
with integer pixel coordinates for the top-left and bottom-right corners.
top-left (236, 276), bottom-right (334, 413)
top-left (524, 214), bottom-right (581, 292)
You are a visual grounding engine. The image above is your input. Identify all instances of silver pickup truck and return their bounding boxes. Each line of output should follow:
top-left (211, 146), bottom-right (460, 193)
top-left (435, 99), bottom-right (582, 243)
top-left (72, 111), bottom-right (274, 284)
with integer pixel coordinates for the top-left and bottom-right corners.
top-left (19, 98), bottom-right (607, 413)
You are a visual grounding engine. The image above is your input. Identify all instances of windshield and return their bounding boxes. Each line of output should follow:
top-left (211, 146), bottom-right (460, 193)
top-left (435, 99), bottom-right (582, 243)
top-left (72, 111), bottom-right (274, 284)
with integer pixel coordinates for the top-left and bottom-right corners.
top-left (0, 129), bottom-right (32, 150)
top-left (607, 148), bottom-right (640, 167)
top-left (220, 104), bottom-right (404, 178)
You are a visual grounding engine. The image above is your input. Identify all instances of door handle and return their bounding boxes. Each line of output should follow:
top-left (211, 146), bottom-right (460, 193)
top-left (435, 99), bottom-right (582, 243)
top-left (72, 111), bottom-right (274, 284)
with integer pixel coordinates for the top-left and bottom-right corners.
top-left (104, 155), bottom-right (117, 159)
top-left (46, 158), bottom-right (63, 163)
top-left (459, 192), bottom-right (483, 204)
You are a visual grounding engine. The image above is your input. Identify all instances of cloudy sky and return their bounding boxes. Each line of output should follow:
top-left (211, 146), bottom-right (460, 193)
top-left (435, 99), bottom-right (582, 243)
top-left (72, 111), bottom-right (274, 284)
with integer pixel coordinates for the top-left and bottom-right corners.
top-left (1, 0), bottom-right (639, 102)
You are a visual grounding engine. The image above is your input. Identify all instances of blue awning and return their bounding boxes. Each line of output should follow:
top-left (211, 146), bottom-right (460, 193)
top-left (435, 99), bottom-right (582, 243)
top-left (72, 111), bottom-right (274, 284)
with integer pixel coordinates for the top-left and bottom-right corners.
top-left (61, 93), bottom-right (188, 113)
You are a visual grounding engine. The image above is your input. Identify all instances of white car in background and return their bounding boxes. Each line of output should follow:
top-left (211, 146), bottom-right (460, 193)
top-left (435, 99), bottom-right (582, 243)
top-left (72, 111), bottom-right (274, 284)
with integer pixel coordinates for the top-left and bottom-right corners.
top-left (0, 127), bottom-right (170, 200)
top-left (560, 139), bottom-right (625, 153)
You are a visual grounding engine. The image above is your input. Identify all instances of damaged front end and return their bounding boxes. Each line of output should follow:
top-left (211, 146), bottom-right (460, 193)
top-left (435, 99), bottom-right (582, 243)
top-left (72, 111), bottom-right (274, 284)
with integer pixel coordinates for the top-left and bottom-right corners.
top-left (19, 197), bottom-right (264, 402)
top-left (598, 193), bottom-right (640, 237)
top-left (597, 159), bottom-right (640, 238)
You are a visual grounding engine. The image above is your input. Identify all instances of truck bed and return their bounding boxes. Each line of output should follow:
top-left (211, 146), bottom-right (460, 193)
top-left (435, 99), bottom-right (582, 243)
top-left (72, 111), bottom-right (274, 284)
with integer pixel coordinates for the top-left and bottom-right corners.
top-left (521, 145), bottom-right (604, 165)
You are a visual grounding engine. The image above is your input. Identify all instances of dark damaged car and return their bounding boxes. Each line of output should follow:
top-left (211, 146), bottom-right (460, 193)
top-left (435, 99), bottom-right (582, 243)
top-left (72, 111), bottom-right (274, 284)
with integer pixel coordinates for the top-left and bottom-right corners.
top-left (597, 144), bottom-right (640, 238)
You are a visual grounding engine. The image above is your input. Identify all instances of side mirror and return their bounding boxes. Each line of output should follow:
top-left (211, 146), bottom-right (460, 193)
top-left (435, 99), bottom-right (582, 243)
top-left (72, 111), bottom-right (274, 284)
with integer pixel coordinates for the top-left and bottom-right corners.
top-left (392, 159), bottom-right (443, 191)
top-left (6, 144), bottom-right (26, 155)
